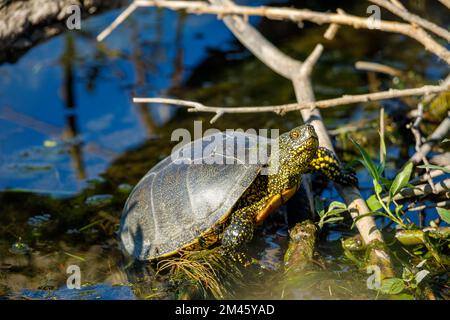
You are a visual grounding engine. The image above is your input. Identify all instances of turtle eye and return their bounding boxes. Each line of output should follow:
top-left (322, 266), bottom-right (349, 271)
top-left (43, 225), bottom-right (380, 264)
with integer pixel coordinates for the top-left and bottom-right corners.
top-left (289, 130), bottom-right (300, 139)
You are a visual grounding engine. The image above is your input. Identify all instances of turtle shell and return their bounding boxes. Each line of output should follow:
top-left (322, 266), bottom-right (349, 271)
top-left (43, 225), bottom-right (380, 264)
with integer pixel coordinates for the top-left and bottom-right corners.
top-left (120, 131), bottom-right (273, 260)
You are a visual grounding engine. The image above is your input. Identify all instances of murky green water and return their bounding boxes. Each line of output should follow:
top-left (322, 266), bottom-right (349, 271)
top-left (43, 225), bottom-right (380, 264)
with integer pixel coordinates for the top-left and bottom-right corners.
top-left (0, 1), bottom-right (449, 299)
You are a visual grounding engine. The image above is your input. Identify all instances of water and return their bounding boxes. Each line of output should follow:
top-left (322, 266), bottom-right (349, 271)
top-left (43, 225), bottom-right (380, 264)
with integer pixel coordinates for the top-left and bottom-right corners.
top-left (0, 1), bottom-right (448, 299)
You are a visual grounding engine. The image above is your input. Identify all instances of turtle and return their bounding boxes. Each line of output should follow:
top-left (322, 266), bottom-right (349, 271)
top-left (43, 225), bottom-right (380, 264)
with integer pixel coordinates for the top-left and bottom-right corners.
top-left (119, 124), bottom-right (356, 262)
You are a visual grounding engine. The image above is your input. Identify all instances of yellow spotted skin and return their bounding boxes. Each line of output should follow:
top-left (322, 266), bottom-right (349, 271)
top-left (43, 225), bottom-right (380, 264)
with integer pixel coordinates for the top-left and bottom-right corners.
top-left (308, 147), bottom-right (358, 186)
top-left (213, 125), bottom-right (357, 263)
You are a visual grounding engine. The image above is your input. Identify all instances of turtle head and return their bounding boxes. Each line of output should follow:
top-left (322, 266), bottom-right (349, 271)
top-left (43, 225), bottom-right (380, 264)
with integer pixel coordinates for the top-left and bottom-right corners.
top-left (273, 124), bottom-right (319, 173)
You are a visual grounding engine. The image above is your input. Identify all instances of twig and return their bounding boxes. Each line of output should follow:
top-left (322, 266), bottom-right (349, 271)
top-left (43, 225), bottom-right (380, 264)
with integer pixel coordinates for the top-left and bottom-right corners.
top-left (355, 61), bottom-right (402, 77)
top-left (323, 9), bottom-right (344, 40)
top-left (389, 0), bottom-right (406, 9)
top-left (408, 103), bottom-right (436, 192)
top-left (385, 178), bottom-right (450, 202)
top-left (97, 0), bottom-right (450, 64)
top-left (429, 152), bottom-right (450, 167)
top-left (324, 24), bottom-right (339, 40)
top-left (97, 2), bottom-right (138, 41)
top-left (134, 84), bottom-right (448, 122)
top-left (409, 166), bottom-right (450, 185)
top-left (437, 0), bottom-right (450, 10)
top-left (423, 74), bottom-right (450, 105)
top-left (410, 113), bottom-right (450, 164)
top-left (369, 0), bottom-right (450, 42)
top-left (407, 200), bottom-right (450, 212)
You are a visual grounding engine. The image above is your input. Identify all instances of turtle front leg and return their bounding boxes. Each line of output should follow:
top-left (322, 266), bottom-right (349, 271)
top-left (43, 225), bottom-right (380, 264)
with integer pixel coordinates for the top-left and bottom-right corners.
top-left (308, 147), bottom-right (358, 186)
top-left (220, 207), bottom-right (255, 265)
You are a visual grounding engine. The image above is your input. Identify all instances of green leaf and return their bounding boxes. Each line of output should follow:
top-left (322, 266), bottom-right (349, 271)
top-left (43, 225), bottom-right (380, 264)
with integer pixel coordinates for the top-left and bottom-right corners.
top-left (328, 201), bottom-right (347, 211)
top-left (367, 194), bottom-right (382, 211)
top-left (374, 179), bottom-right (383, 195)
top-left (402, 268), bottom-right (415, 282)
top-left (326, 209), bottom-right (348, 217)
top-left (323, 216), bottom-right (344, 224)
top-left (417, 164), bottom-right (450, 174)
top-left (389, 162), bottom-right (413, 197)
top-left (380, 278), bottom-right (405, 295)
top-left (414, 270), bottom-right (430, 285)
top-left (436, 207), bottom-right (450, 224)
top-left (395, 203), bottom-right (403, 216)
top-left (351, 138), bottom-right (379, 181)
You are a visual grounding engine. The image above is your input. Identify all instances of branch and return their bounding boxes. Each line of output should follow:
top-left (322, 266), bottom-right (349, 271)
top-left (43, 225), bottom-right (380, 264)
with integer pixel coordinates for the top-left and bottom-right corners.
top-left (385, 178), bottom-right (450, 202)
top-left (438, 0), bottom-right (450, 10)
top-left (369, 0), bottom-right (450, 42)
top-left (134, 84), bottom-right (448, 122)
top-left (410, 113), bottom-right (450, 164)
top-left (355, 61), bottom-right (402, 77)
top-left (208, 0), bottom-right (302, 79)
top-left (409, 166), bottom-right (450, 185)
top-left (97, 1), bottom-right (139, 42)
top-left (407, 200), bottom-right (450, 212)
top-left (97, 0), bottom-right (450, 65)
top-left (408, 103), bottom-right (436, 192)
top-left (323, 23), bottom-right (340, 40)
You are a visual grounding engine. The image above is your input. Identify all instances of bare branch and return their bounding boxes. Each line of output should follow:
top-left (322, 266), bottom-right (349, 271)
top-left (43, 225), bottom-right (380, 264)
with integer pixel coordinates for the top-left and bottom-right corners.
top-left (391, 178), bottom-right (450, 202)
top-left (97, 2), bottom-right (138, 41)
top-left (410, 113), bottom-right (450, 164)
top-left (209, 0), bottom-right (302, 79)
top-left (409, 166), bottom-right (450, 185)
top-left (134, 84), bottom-right (448, 119)
top-left (99, 0), bottom-right (450, 64)
top-left (408, 103), bottom-right (436, 192)
top-left (407, 200), bottom-right (450, 212)
top-left (323, 9), bottom-right (345, 41)
top-left (355, 61), bottom-right (402, 77)
top-left (300, 44), bottom-right (323, 77)
top-left (369, 0), bottom-right (450, 42)
top-left (324, 23), bottom-right (340, 40)
top-left (437, 0), bottom-right (450, 10)
top-left (423, 74), bottom-right (450, 104)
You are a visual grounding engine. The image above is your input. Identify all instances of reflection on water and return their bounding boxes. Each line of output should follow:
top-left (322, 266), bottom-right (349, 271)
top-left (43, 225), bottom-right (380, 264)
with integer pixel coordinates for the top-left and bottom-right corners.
top-left (0, 6), bottom-right (234, 193)
top-left (0, 1), bottom-right (448, 299)
top-left (19, 284), bottom-right (136, 300)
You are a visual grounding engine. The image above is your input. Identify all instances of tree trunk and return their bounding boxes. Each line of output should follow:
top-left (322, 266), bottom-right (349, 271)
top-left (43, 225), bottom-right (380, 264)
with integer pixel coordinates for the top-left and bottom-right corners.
top-left (0, 0), bottom-right (128, 64)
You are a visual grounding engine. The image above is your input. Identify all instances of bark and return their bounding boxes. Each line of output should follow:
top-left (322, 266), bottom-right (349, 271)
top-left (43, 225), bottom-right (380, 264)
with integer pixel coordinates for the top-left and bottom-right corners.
top-left (284, 220), bottom-right (317, 272)
top-left (0, 0), bottom-right (128, 64)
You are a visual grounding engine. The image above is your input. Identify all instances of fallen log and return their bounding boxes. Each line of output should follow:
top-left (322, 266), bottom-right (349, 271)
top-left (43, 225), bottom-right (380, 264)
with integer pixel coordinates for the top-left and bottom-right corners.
top-left (0, 0), bottom-right (127, 64)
